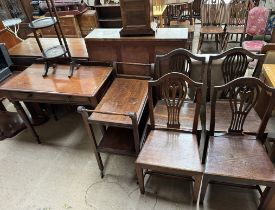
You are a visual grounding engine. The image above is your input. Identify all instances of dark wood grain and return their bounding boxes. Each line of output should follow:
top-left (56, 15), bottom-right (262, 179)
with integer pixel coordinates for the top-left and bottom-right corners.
top-left (90, 78), bottom-right (148, 127)
top-left (136, 73), bottom-right (203, 203)
top-left (200, 77), bottom-right (275, 209)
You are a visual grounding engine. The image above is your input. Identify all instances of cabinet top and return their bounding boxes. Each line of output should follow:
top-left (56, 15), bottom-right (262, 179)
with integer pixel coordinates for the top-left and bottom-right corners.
top-left (85, 28), bottom-right (188, 41)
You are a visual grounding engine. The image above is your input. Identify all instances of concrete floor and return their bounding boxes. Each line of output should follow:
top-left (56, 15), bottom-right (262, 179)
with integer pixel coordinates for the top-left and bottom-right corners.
top-left (0, 23), bottom-right (274, 210)
top-left (0, 113), bottom-right (266, 210)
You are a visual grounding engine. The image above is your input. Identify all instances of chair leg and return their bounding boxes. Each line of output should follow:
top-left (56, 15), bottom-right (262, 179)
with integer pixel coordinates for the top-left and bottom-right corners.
top-left (193, 174), bottom-right (203, 203)
top-left (215, 34), bottom-right (219, 51)
top-left (136, 164), bottom-right (145, 194)
top-left (197, 33), bottom-right (204, 53)
top-left (223, 33), bottom-right (229, 51)
top-left (258, 186), bottom-right (275, 210)
top-left (199, 175), bottom-right (210, 204)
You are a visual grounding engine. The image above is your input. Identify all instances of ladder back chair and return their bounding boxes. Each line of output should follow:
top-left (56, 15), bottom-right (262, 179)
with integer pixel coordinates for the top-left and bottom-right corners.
top-left (136, 72), bottom-right (203, 203)
top-left (197, 0), bottom-right (226, 53)
top-left (154, 49), bottom-right (206, 131)
top-left (200, 77), bottom-right (275, 210)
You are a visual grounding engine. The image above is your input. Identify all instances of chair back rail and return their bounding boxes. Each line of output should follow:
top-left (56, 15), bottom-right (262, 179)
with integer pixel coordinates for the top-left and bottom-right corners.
top-left (227, 0), bottom-right (250, 26)
top-left (207, 47), bottom-right (265, 101)
top-left (148, 72), bottom-right (203, 133)
top-left (210, 77), bottom-right (275, 141)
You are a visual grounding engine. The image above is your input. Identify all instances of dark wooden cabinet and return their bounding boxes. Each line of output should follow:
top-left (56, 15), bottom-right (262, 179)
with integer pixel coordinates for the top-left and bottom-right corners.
top-left (120, 0), bottom-right (154, 36)
top-left (94, 4), bottom-right (122, 28)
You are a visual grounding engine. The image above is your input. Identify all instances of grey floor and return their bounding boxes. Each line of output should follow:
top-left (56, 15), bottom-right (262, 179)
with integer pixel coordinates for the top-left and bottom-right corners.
top-left (0, 24), bottom-right (274, 210)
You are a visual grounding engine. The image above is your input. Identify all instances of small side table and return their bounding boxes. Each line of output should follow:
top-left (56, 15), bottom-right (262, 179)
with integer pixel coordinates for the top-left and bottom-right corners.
top-left (2, 18), bottom-right (22, 37)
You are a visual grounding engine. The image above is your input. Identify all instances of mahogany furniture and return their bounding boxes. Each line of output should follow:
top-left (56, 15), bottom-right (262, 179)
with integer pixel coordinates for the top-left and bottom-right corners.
top-left (39, 15), bottom-right (82, 38)
top-left (77, 10), bottom-right (99, 37)
top-left (0, 21), bottom-right (22, 50)
top-left (136, 73), bottom-right (203, 203)
top-left (120, 0), bottom-right (155, 36)
top-left (85, 28), bottom-right (188, 76)
top-left (199, 77), bottom-right (275, 210)
top-left (94, 3), bottom-right (122, 28)
top-left (8, 38), bottom-right (88, 69)
top-left (197, 0), bottom-right (226, 53)
top-left (0, 64), bottom-right (113, 143)
top-left (78, 64), bottom-right (150, 177)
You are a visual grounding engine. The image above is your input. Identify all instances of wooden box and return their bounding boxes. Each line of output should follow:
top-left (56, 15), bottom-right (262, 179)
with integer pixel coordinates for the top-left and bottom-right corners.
top-left (40, 15), bottom-right (81, 38)
top-left (120, 0), bottom-right (155, 36)
top-left (77, 10), bottom-right (99, 37)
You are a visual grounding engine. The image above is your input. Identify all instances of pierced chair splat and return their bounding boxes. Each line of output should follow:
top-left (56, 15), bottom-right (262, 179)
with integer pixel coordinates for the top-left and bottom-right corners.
top-left (200, 77), bottom-right (275, 210)
top-left (136, 72), bottom-right (204, 203)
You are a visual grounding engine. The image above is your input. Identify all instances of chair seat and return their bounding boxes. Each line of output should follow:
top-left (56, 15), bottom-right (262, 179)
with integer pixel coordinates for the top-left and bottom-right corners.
top-left (226, 26), bottom-right (244, 34)
top-left (205, 136), bottom-right (275, 183)
top-left (242, 40), bottom-right (266, 52)
top-left (136, 130), bottom-right (203, 174)
top-left (206, 102), bottom-right (262, 133)
top-left (200, 26), bottom-right (224, 34)
top-left (153, 100), bottom-right (202, 131)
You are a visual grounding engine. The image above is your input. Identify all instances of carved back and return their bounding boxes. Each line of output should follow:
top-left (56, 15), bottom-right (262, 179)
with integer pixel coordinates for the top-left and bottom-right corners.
top-left (207, 47), bottom-right (265, 100)
top-left (228, 0), bottom-right (249, 26)
top-left (210, 77), bottom-right (275, 139)
top-left (148, 72), bottom-right (203, 133)
top-left (155, 48), bottom-right (206, 101)
top-left (201, 0), bottom-right (226, 26)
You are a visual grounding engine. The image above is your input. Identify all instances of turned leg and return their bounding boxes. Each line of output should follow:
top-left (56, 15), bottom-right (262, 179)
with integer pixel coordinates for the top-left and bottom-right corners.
top-left (223, 33), bottom-right (229, 51)
top-left (197, 33), bottom-right (204, 53)
top-left (12, 101), bottom-right (41, 144)
top-left (193, 174), bottom-right (203, 203)
top-left (199, 175), bottom-right (210, 204)
top-left (136, 164), bottom-right (145, 194)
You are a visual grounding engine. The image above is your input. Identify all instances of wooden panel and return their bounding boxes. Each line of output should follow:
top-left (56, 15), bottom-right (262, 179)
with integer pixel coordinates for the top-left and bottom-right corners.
top-left (77, 10), bottom-right (98, 36)
top-left (0, 29), bottom-right (21, 49)
top-left (87, 45), bottom-right (117, 62)
top-left (263, 64), bottom-right (275, 87)
top-left (39, 15), bottom-right (81, 38)
top-left (121, 46), bottom-right (150, 63)
top-left (9, 38), bottom-right (88, 59)
top-left (90, 78), bottom-right (148, 126)
top-left (0, 64), bottom-right (113, 99)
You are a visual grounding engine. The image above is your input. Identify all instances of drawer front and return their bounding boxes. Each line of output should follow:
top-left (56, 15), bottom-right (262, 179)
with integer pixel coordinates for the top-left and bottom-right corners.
top-left (6, 92), bottom-right (91, 105)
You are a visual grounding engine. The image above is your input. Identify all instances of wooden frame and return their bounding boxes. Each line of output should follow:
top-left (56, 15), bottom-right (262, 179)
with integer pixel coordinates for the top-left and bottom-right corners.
top-left (200, 77), bottom-right (275, 209)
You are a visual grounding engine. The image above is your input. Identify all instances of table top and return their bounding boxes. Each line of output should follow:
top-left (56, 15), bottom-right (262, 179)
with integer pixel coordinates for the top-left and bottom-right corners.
top-left (90, 78), bottom-right (148, 127)
top-left (85, 28), bottom-right (188, 41)
top-left (263, 64), bottom-right (275, 87)
top-left (0, 64), bottom-right (113, 97)
top-left (8, 38), bottom-right (88, 59)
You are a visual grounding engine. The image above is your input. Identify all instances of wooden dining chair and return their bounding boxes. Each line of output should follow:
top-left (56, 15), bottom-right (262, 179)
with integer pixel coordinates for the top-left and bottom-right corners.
top-left (154, 49), bottom-right (206, 131)
top-left (203, 48), bottom-right (265, 162)
top-left (222, 0), bottom-right (253, 50)
top-left (197, 0), bottom-right (226, 53)
top-left (199, 77), bottom-right (275, 210)
top-left (136, 72), bottom-right (203, 203)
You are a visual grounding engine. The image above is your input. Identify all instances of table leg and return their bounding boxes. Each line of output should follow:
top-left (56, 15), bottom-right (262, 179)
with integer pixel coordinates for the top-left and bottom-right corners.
top-left (12, 101), bottom-right (41, 144)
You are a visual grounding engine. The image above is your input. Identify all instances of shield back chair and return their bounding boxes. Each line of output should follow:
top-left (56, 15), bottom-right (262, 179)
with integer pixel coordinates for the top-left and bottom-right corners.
top-left (199, 77), bottom-right (275, 210)
top-left (197, 0), bottom-right (226, 53)
top-left (154, 48), bottom-right (206, 132)
top-left (136, 72), bottom-right (203, 203)
top-left (203, 47), bottom-right (265, 162)
top-left (242, 6), bottom-right (270, 53)
top-left (222, 0), bottom-right (253, 50)
top-left (192, 0), bottom-right (202, 22)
